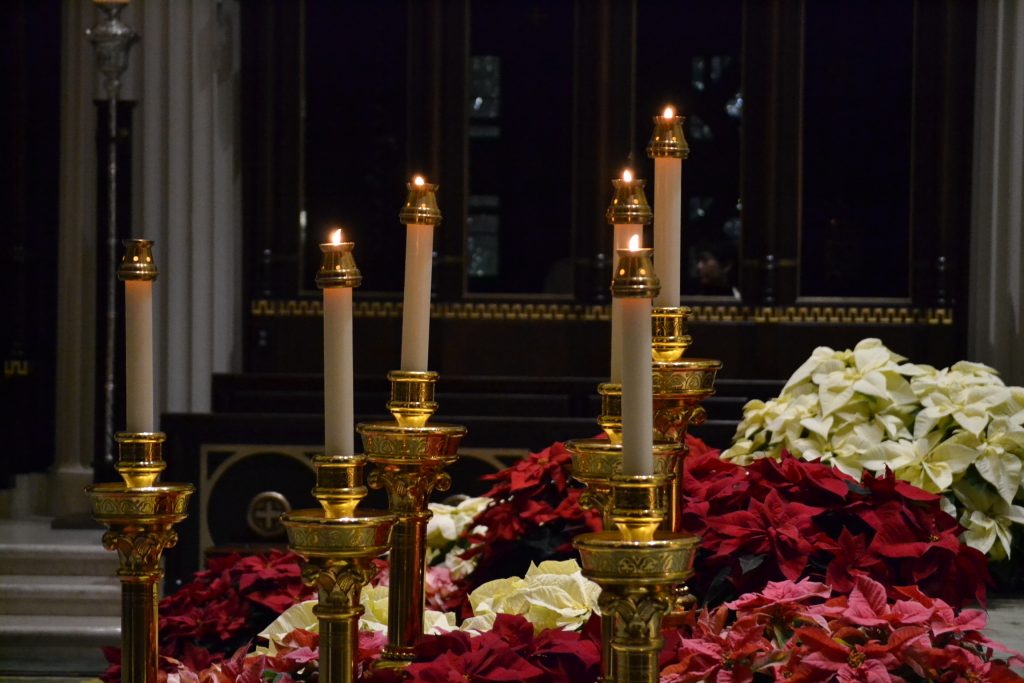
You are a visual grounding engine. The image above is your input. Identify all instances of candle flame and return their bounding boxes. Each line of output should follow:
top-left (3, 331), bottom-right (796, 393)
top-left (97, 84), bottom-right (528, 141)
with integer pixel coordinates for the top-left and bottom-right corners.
top-left (663, 106), bottom-right (675, 119)
top-left (331, 228), bottom-right (342, 245)
top-left (413, 175), bottom-right (425, 187)
top-left (628, 234), bottom-right (641, 252)
top-left (622, 169), bottom-right (633, 183)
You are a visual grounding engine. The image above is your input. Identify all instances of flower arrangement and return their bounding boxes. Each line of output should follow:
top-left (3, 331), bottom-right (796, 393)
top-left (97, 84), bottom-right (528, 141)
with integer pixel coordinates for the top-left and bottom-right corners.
top-left (101, 430), bottom-right (1024, 682)
top-left (722, 338), bottom-right (1024, 560)
top-left (661, 576), bottom-right (1022, 683)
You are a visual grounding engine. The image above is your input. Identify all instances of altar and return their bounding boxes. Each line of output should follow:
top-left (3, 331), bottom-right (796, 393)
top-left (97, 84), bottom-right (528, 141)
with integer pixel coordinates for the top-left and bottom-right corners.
top-left (3, 0), bottom-right (1024, 681)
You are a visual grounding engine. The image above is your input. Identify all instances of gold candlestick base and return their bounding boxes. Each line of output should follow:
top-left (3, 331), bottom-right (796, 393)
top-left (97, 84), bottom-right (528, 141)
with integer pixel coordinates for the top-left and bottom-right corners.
top-left (86, 432), bottom-right (193, 683)
top-left (283, 455), bottom-right (396, 683)
top-left (358, 370), bottom-right (466, 668)
top-left (575, 475), bottom-right (699, 683)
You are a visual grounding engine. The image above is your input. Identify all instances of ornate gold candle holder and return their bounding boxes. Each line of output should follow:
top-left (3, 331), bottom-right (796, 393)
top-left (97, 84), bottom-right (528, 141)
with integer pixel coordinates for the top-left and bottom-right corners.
top-left (358, 373), bottom-right (465, 667)
top-left (283, 455), bottom-right (396, 683)
top-left (568, 439), bottom-right (682, 531)
top-left (86, 432), bottom-right (193, 683)
top-left (575, 475), bottom-right (698, 683)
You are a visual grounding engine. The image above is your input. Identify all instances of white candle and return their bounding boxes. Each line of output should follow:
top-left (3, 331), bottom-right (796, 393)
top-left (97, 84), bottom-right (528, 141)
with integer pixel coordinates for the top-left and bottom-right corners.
top-left (620, 235), bottom-right (655, 476)
top-left (124, 279), bottom-right (154, 432)
top-left (400, 177), bottom-right (435, 372)
top-left (650, 107), bottom-right (684, 308)
top-left (323, 230), bottom-right (355, 455)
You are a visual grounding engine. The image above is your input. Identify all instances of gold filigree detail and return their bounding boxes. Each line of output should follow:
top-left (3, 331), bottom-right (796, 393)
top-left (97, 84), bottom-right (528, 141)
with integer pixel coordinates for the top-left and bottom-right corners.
top-left (102, 528), bottom-right (179, 575)
top-left (367, 465), bottom-right (452, 514)
top-left (303, 560), bottom-right (377, 612)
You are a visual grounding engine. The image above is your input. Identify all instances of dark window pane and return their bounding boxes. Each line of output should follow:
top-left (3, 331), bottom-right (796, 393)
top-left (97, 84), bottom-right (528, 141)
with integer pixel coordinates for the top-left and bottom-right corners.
top-left (800, 0), bottom-right (913, 299)
top-left (466, 1), bottom-right (574, 295)
top-left (302, 0), bottom-right (408, 293)
top-left (636, 0), bottom-right (743, 299)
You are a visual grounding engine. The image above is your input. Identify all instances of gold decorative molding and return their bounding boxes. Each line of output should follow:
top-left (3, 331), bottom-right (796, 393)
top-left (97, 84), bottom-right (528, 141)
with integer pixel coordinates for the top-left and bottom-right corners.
top-left (250, 299), bottom-right (954, 325)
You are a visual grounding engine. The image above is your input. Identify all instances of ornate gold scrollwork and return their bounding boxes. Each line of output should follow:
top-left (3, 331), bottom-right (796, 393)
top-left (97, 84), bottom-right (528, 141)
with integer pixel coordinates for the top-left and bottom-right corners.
top-left (102, 527), bottom-right (179, 576)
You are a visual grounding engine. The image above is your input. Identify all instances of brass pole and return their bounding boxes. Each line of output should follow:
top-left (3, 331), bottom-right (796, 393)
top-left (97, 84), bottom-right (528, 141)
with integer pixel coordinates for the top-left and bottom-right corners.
top-left (120, 575), bottom-right (159, 683)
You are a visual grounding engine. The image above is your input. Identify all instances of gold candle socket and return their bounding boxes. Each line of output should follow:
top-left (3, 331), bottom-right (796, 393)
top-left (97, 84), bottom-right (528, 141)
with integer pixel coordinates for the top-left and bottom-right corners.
top-left (568, 439), bottom-right (682, 532)
top-left (86, 432), bottom-right (193, 683)
top-left (646, 114), bottom-right (689, 159)
top-left (118, 239), bottom-right (158, 281)
top-left (574, 475), bottom-right (698, 683)
top-left (607, 178), bottom-right (653, 226)
top-left (652, 307), bottom-right (693, 362)
top-left (317, 238), bottom-right (362, 289)
top-left (597, 382), bottom-right (622, 443)
top-left (358, 371), bottom-right (465, 667)
top-left (399, 179), bottom-right (442, 226)
top-left (283, 455), bottom-right (396, 683)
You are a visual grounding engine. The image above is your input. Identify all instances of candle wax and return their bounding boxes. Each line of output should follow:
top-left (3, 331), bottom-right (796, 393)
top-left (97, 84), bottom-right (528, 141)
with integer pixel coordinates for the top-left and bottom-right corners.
top-left (124, 280), bottom-right (155, 433)
top-left (323, 286), bottom-right (355, 456)
top-left (620, 296), bottom-right (654, 475)
top-left (401, 224), bottom-right (434, 372)
top-left (653, 157), bottom-right (682, 307)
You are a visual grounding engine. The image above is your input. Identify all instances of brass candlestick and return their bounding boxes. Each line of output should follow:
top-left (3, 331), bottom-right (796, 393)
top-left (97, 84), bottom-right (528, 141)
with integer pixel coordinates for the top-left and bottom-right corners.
top-left (650, 308), bottom-right (721, 531)
top-left (575, 475), bottom-right (698, 683)
top-left (359, 375), bottom-right (465, 667)
top-left (87, 241), bottom-right (193, 683)
top-left (283, 456), bottom-right (396, 683)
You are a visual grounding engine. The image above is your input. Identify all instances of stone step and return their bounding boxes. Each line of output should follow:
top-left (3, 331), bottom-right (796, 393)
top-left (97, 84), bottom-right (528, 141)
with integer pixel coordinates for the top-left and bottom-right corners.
top-left (0, 614), bottom-right (118, 677)
top-left (0, 519), bottom-right (117, 577)
top-left (0, 575), bottom-right (121, 617)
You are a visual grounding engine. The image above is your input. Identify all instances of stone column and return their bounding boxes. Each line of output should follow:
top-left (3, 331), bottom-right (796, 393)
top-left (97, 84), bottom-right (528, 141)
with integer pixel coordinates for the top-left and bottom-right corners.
top-left (51, 0), bottom-right (103, 517)
top-left (969, 0), bottom-right (1024, 387)
top-left (134, 0), bottom-right (242, 416)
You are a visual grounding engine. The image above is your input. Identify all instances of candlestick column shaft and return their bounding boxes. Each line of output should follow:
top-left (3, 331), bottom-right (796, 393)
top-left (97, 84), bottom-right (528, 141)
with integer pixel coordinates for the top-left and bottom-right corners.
top-left (120, 576), bottom-right (159, 683)
top-left (385, 511), bottom-right (429, 659)
top-left (610, 224), bottom-right (643, 383)
top-left (324, 287), bottom-right (355, 455)
top-left (401, 225), bottom-right (434, 372)
top-left (316, 607), bottom-right (360, 683)
top-left (621, 297), bottom-right (654, 475)
top-left (652, 158), bottom-right (682, 307)
top-left (124, 280), bottom-right (154, 432)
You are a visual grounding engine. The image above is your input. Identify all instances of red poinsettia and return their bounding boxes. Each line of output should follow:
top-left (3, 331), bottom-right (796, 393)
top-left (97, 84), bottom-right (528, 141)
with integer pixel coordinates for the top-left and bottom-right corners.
top-left (361, 614), bottom-right (599, 683)
top-left (464, 441), bottom-right (601, 590)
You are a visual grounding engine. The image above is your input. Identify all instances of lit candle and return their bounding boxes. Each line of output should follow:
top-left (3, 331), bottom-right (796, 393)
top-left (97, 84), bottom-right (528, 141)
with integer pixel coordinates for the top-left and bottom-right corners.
top-left (317, 229), bottom-right (362, 456)
top-left (606, 169), bottom-right (652, 383)
top-left (614, 235), bottom-right (659, 476)
top-left (399, 176), bottom-right (442, 372)
top-left (647, 106), bottom-right (688, 308)
top-left (118, 239), bottom-right (157, 433)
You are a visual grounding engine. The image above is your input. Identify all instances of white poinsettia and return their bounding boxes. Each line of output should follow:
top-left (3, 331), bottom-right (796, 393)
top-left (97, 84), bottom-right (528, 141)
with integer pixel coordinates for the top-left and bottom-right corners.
top-left (359, 585), bottom-right (455, 635)
top-left (726, 337), bottom-right (1024, 560)
top-left (464, 559), bottom-right (600, 634)
top-left (954, 478), bottom-right (1024, 559)
top-left (426, 496), bottom-right (490, 548)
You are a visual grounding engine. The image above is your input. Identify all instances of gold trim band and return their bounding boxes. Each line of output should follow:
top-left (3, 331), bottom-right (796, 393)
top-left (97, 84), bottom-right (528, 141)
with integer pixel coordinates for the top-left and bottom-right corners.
top-left (251, 299), bottom-right (954, 325)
